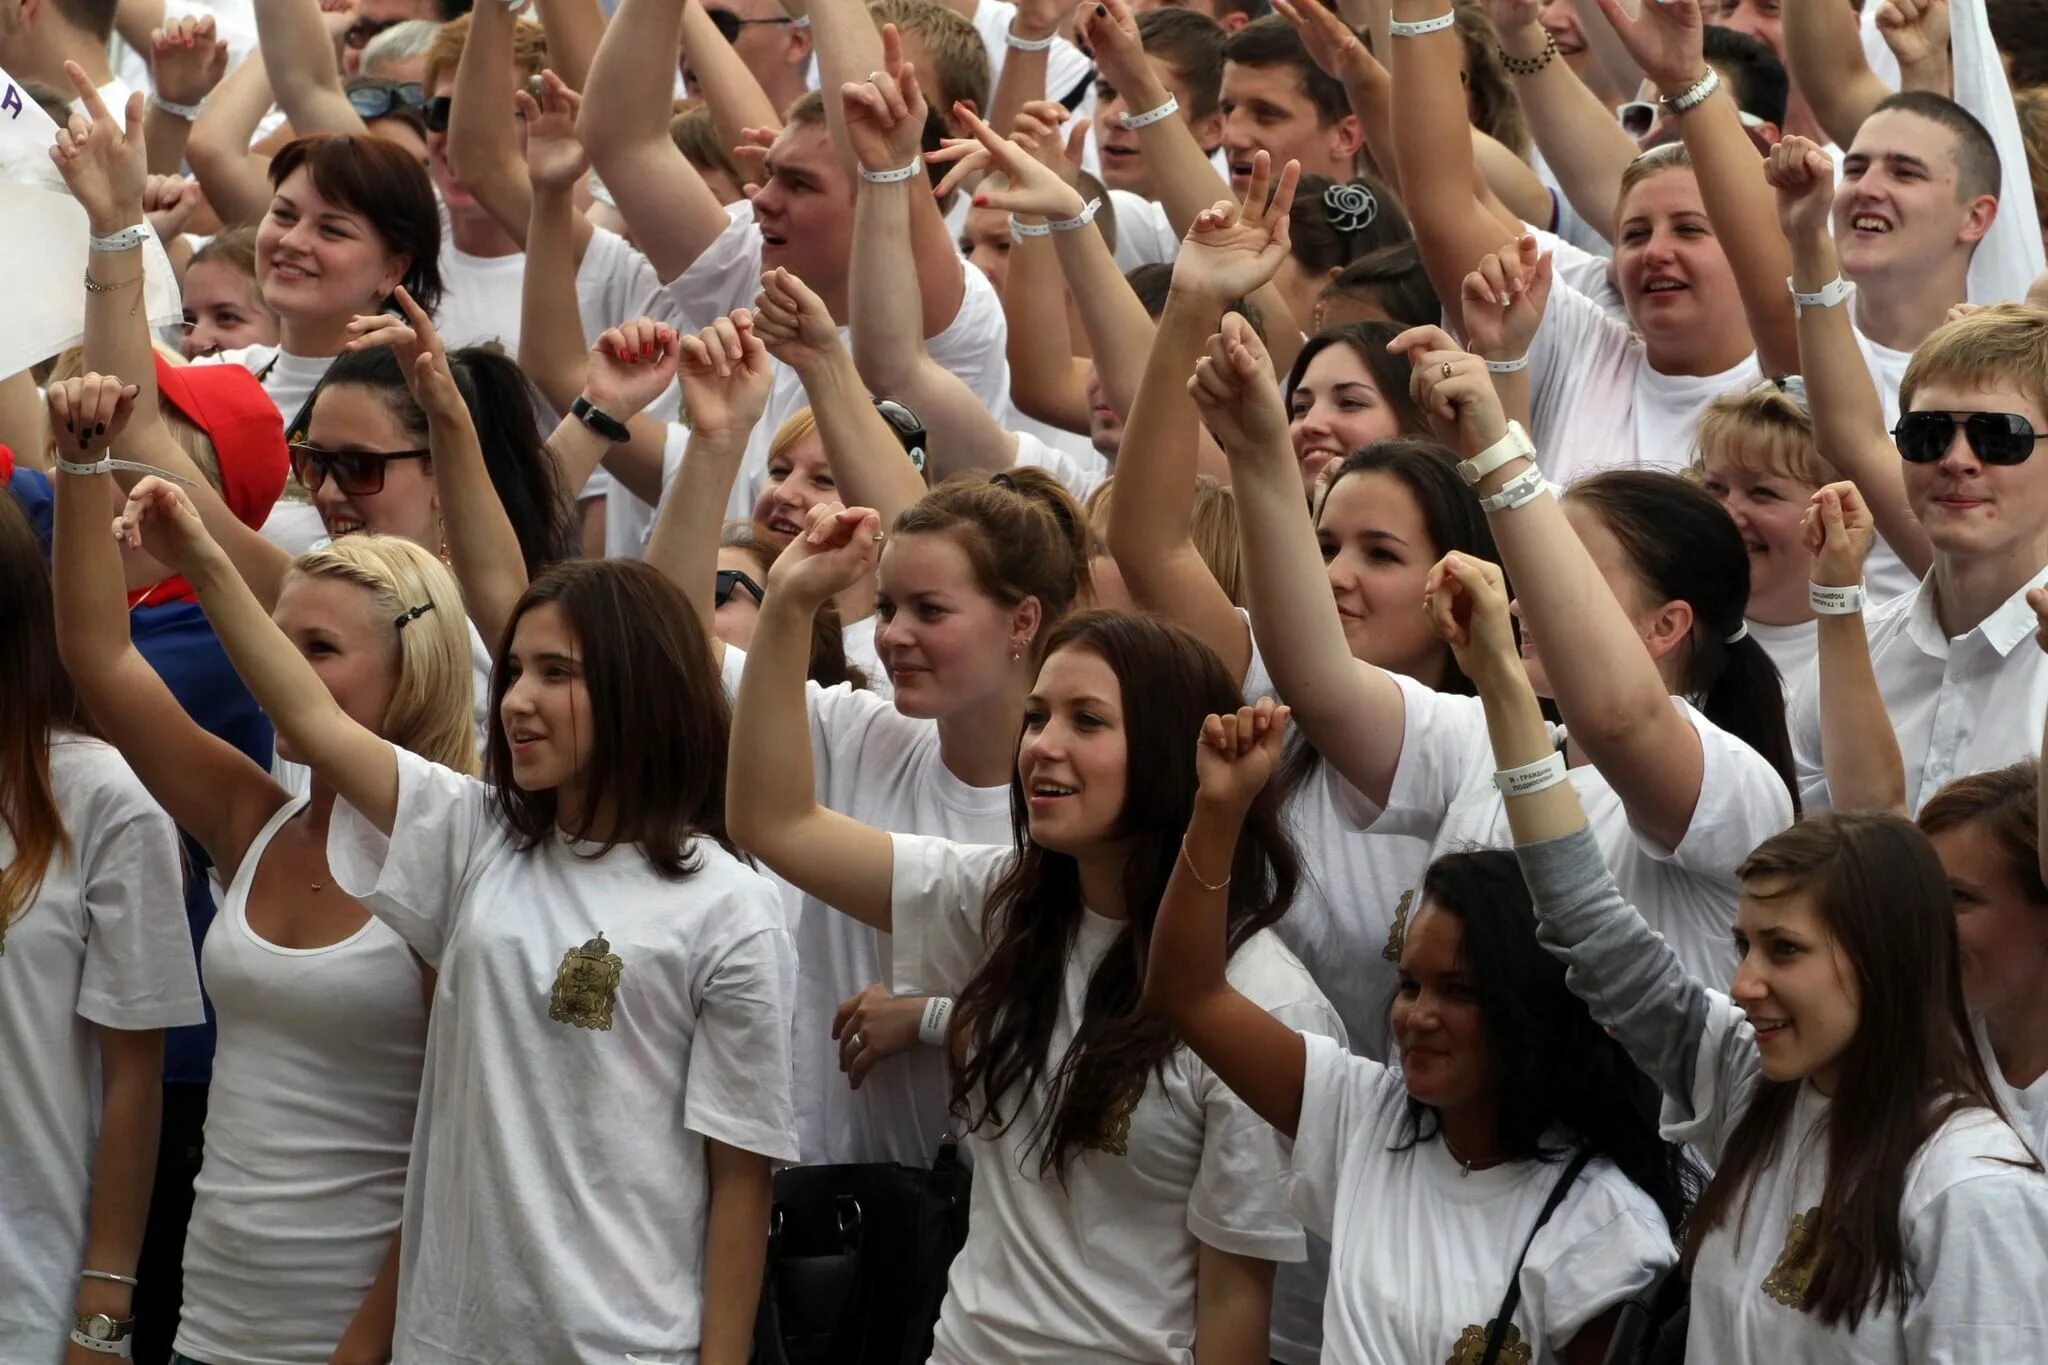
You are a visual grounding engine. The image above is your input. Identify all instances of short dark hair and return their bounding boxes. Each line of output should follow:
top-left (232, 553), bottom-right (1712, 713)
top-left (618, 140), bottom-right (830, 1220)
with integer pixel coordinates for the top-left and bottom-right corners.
top-left (1870, 90), bottom-right (2003, 203)
top-left (1703, 24), bottom-right (1787, 129)
top-left (268, 135), bottom-right (444, 316)
top-left (48, 0), bottom-right (117, 40)
top-left (1987, 0), bottom-right (2048, 90)
top-left (1221, 14), bottom-right (1351, 127)
top-left (1288, 170), bottom-right (1411, 274)
top-left (1136, 7), bottom-right (1225, 121)
top-left (1127, 263), bottom-right (1266, 340)
top-left (1323, 241), bottom-right (1439, 328)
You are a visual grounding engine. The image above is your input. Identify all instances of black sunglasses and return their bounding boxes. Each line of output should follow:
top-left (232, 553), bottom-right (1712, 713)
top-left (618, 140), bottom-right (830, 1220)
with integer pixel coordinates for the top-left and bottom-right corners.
top-left (289, 443), bottom-right (431, 497)
top-left (872, 397), bottom-right (927, 475)
top-left (347, 80), bottom-right (424, 120)
top-left (343, 16), bottom-right (402, 49)
top-left (706, 8), bottom-right (795, 43)
top-left (716, 567), bottom-right (765, 607)
top-left (1892, 411), bottom-right (2047, 466)
top-left (423, 78), bottom-right (544, 133)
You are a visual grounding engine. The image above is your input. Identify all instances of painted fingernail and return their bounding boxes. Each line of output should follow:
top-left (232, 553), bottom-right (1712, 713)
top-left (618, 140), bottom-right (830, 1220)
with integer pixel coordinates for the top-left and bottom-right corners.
top-left (94, 422), bottom-right (106, 436)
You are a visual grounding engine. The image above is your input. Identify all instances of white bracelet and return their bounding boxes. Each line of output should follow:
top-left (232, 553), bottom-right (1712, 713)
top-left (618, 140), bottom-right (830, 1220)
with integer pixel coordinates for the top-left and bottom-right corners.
top-left (858, 155), bottom-right (924, 185)
top-left (1122, 94), bottom-right (1180, 129)
top-left (1389, 11), bottom-right (1455, 36)
top-left (80, 1271), bottom-right (140, 1287)
top-left (1010, 216), bottom-right (1051, 240)
top-left (1479, 464), bottom-right (1548, 513)
top-left (1485, 355), bottom-right (1529, 374)
top-left (1660, 65), bottom-right (1719, 114)
top-left (149, 93), bottom-right (203, 121)
top-left (1787, 275), bottom-right (1851, 313)
top-left (1005, 26), bottom-right (1056, 50)
top-left (1047, 197), bottom-right (1101, 233)
top-left (1495, 750), bottom-right (1568, 798)
top-left (88, 223), bottom-right (150, 253)
top-left (68, 1332), bottom-right (131, 1358)
top-left (54, 454), bottom-right (197, 486)
top-left (918, 996), bottom-right (954, 1046)
top-left (1809, 582), bottom-right (1865, 615)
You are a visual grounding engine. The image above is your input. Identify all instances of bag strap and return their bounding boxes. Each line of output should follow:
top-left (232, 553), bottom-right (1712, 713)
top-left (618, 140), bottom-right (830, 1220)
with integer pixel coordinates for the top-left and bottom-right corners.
top-left (1480, 1149), bottom-right (1595, 1365)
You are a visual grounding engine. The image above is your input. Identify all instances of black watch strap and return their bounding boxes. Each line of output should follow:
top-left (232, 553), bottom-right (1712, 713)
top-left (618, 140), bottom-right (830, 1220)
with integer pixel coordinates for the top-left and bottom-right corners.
top-left (570, 395), bottom-right (631, 444)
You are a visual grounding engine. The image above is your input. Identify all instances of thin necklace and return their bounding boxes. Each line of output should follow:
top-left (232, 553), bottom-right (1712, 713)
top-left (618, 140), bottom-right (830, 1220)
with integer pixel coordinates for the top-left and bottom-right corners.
top-left (1443, 1132), bottom-right (1504, 1178)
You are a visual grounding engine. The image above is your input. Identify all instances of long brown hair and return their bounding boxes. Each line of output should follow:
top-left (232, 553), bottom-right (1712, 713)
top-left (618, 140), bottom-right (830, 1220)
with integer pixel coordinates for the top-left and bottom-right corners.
top-left (486, 559), bottom-right (732, 876)
top-left (1682, 814), bottom-right (2030, 1327)
top-left (1918, 763), bottom-right (2048, 907)
top-left (892, 467), bottom-right (1094, 630)
top-left (0, 493), bottom-right (90, 931)
top-left (949, 612), bottom-right (1300, 1176)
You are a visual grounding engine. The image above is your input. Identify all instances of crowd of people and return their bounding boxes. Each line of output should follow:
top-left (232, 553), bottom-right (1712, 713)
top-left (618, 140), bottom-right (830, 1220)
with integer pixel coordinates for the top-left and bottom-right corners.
top-left (4, 0), bottom-right (2048, 1358)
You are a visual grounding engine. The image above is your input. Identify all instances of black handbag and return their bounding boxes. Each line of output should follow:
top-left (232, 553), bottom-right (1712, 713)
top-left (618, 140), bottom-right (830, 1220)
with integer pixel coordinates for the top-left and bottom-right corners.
top-left (752, 1142), bottom-right (972, 1365)
top-left (1600, 1263), bottom-right (1691, 1365)
top-left (1475, 1150), bottom-right (1596, 1365)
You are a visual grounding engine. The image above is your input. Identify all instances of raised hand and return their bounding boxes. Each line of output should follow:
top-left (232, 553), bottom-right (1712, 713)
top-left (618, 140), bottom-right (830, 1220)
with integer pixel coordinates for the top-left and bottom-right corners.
top-left (1171, 150), bottom-right (1302, 303)
top-left (1485, 0), bottom-right (1545, 37)
top-left (731, 124), bottom-right (777, 195)
top-left (115, 475), bottom-right (220, 575)
top-left (1423, 550), bottom-right (1518, 682)
top-left (150, 14), bottom-right (230, 108)
top-left (516, 71), bottom-right (588, 193)
top-left (1187, 312), bottom-right (1290, 456)
top-left (1763, 134), bottom-right (1835, 246)
top-left (584, 319), bottom-right (682, 421)
top-left (46, 373), bottom-right (140, 463)
top-left (752, 267), bottom-right (845, 372)
top-left (766, 501), bottom-right (883, 605)
top-left (343, 287), bottom-right (469, 430)
top-left (1802, 481), bottom-right (1875, 589)
top-left (1591, 0), bottom-right (1706, 98)
top-left (841, 24), bottom-right (928, 175)
top-left (1194, 698), bottom-right (1291, 816)
top-left (1010, 98), bottom-right (1086, 187)
top-left (675, 309), bottom-right (774, 444)
top-left (1388, 325), bottom-right (1509, 456)
top-left (48, 61), bottom-right (148, 233)
top-left (144, 173), bottom-right (201, 241)
top-left (1459, 234), bottom-right (1552, 363)
top-left (1875, 0), bottom-right (1950, 74)
top-left (1074, 0), bottom-right (1158, 108)
top-left (928, 103), bottom-right (1088, 221)
top-left (1271, 0), bottom-right (1378, 84)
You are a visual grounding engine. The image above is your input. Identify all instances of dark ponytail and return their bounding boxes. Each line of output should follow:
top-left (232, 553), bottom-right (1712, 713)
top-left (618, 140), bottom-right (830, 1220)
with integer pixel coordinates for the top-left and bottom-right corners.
top-left (1565, 472), bottom-right (1799, 813)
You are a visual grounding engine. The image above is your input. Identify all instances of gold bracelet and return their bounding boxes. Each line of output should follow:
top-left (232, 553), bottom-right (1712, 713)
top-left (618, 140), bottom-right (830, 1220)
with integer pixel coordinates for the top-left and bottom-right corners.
top-left (1178, 835), bottom-right (1232, 893)
top-left (83, 271), bottom-right (145, 294)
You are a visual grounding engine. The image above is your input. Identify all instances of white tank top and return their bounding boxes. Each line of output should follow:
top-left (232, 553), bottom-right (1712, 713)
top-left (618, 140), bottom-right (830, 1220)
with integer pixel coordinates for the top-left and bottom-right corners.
top-left (174, 797), bottom-right (429, 1365)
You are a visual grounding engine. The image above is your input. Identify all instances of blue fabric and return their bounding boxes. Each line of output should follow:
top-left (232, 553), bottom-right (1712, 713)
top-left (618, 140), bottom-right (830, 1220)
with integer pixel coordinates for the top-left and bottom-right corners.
top-left (131, 600), bottom-right (276, 1086)
top-left (6, 466), bottom-right (53, 553)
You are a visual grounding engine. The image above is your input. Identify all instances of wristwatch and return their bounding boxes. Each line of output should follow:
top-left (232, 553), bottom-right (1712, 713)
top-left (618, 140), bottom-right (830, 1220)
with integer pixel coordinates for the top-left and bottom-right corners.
top-left (570, 395), bottom-right (632, 445)
top-left (71, 1312), bottom-right (135, 1356)
top-left (1457, 420), bottom-right (1536, 487)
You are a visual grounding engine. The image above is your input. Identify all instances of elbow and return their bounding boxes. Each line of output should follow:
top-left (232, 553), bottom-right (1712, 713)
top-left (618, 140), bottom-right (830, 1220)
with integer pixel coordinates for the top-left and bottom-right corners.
top-left (850, 336), bottom-right (918, 401)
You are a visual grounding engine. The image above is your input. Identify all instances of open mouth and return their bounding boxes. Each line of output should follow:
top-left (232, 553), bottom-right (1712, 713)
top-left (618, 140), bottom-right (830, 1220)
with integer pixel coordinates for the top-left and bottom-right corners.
top-left (1750, 1017), bottom-right (1789, 1043)
top-left (760, 228), bottom-right (789, 248)
top-left (1850, 214), bottom-right (1894, 235)
top-left (322, 514), bottom-right (365, 536)
top-left (765, 515), bottom-right (804, 537)
top-left (1641, 278), bottom-right (1688, 296)
top-left (271, 260), bottom-right (317, 282)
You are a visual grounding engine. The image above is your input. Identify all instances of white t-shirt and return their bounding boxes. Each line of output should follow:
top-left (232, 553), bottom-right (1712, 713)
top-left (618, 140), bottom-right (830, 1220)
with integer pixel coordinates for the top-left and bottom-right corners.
top-left (789, 684), bottom-right (1011, 1166)
top-left (1353, 672), bottom-right (1793, 988)
top-left (1525, 275), bottom-right (1762, 484)
top-left (838, 613), bottom-right (892, 700)
top-left (200, 343), bottom-right (331, 432)
top-left (1011, 428), bottom-right (1109, 504)
top-left (175, 797), bottom-right (427, 1365)
top-left (1292, 1033), bottom-right (1676, 1364)
top-left (1529, 146), bottom-right (1616, 260)
top-left (1975, 1014), bottom-right (2048, 1161)
top-left (1528, 225), bottom-right (1624, 320)
top-left (889, 835), bottom-right (1341, 1364)
top-left (1843, 319), bottom-right (1921, 605)
top-left (1110, 190), bottom-right (1180, 273)
top-left (0, 737), bottom-right (204, 1365)
top-left (1789, 565), bottom-right (2048, 814)
top-left (971, 0), bottom-right (1095, 107)
top-left (1670, 995), bottom-right (2048, 1361)
top-left (650, 200), bottom-right (1013, 521)
top-left (326, 746), bottom-right (800, 1365)
top-left (1747, 617), bottom-right (1818, 698)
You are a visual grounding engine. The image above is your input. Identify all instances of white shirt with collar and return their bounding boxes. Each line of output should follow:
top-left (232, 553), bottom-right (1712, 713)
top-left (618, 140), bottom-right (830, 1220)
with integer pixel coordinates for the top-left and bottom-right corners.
top-left (1790, 563), bottom-right (2048, 813)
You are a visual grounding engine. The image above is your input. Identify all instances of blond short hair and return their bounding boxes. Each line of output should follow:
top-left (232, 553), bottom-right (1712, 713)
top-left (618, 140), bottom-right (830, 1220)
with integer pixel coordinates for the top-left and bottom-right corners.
top-left (868, 0), bottom-right (991, 117)
top-left (1692, 383), bottom-right (1832, 490)
top-left (769, 406), bottom-right (820, 467)
top-left (1900, 304), bottom-right (2048, 419)
top-left (1087, 474), bottom-right (1244, 606)
top-left (421, 14), bottom-right (549, 96)
top-left (289, 535), bottom-right (478, 775)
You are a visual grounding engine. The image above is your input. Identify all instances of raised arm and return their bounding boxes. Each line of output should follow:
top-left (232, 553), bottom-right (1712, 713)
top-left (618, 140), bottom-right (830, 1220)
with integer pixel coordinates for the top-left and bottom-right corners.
top-left (251, 0), bottom-right (369, 137)
top-left (580, 0), bottom-right (734, 281)
top-left (184, 47), bottom-right (282, 226)
top-left (726, 504), bottom-right (897, 929)
top-left (1110, 153), bottom-right (1302, 684)
top-left (1765, 136), bottom-right (1932, 576)
top-left (1398, 323), bottom-right (1707, 851)
top-left (1782, 0), bottom-right (1893, 148)
top-left (530, 0), bottom-right (608, 89)
top-left (1876, 0), bottom-right (1953, 97)
top-left (1191, 314), bottom-right (1410, 805)
top-left (1804, 482), bottom-right (1906, 814)
top-left (446, 2), bottom-right (553, 251)
top-left (143, 14), bottom-right (229, 175)
top-left (1488, 0), bottom-right (1636, 245)
top-left (682, 0), bottom-right (785, 153)
top-left (754, 267), bottom-right (927, 528)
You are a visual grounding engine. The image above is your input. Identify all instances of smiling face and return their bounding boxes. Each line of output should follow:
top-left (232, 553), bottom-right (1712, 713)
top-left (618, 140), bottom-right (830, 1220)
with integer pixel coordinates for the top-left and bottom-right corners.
top-left (257, 166), bottom-right (412, 325)
top-left (874, 530), bottom-right (1034, 720)
top-left (1731, 877), bottom-right (1863, 1091)
top-left (271, 572), bottom-right (402, 764)
top-left (1094, 56), bottom-right (1221, 191)
top-left (1900, 379), bottom-right (2048, 569)
top-left (180, 259), bottom-right (279, 359)
top-left (302, 384), bottom-right (440, 548)
top-left (1219, 60), bottom-right (1353, 197)
top-left (1699, 451), bottom-right (1819, 620)
top-left (1834, 109), bottom-right (1995, 283)
top-left (1289, 343), bottom-right (1403, 491)
top-left (749, 121), bottom-right (856, 289)
top-left (1018, 644), bottom-right (1129, 855)
top-left (499, 600), bottom-right (595, 805)
top-left (1391, 904), bottom-right (1496, 1113)
top-left (1317, 469), bottom-right (1449, 682)
top-left (1614, 167), bottom-right (1746, 355)
top-left (1931, 820), bottom-right (2048, 1020)
top-left (751, 429), bottom-right (839, 552)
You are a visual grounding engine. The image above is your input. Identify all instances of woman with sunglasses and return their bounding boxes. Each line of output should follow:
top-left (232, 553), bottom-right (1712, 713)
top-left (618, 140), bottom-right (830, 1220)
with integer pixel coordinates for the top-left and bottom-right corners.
top-left (715, 525), bottom-right (871, 689)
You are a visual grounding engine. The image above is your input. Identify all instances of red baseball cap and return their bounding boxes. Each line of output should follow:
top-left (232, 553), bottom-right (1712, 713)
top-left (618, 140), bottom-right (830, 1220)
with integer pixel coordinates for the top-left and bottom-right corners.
top-left (154, 355), bottom-right (287, 530)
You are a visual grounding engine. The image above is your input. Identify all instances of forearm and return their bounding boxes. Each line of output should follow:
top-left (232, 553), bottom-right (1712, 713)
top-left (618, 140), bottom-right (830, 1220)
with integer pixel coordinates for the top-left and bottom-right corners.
top-left (520, 184), bottom-right (592, 413)
top-left (52, 465), bottom-right (143, 678)
top-left (1191, 1246), bottom-right (1275, 1365)
top-left (1002, 237), bottom-right (1091, 429)
top-left (1672, 90), bottom-right (1799, 375)
top-left (188, 545), bottom-right (357, 763)
top-left (532, 0), bottom-right (608, 88)
top-left (685, 0), bottom-right (784, 150)
top-left (850, 177), bottom-right (931, 397)
top-left (700, 1144), bottom-right (773, 1365)
top-left (331, 1233), bottom-right (401, 1363)
top-left (1473, 131), bottom-right (1556, 232)
top-left (799, 350), bottom-right (927, 527)
top-left (1052, 225), bottom-right (1157, 426)
top-left (1105, 287), bottom-right (1213, 582)
top-left (447, 0), bottom-right (534, 246)
top-left (1782, 0), bottom-right (1890, 147)
top-left (186, 53), bottom-right (284, 225)
top-left (987, 35), bottom-right (1049, 145)
top-left (433, 411), bottom-right (528, 651)
top-left (144, 105), bottom-right (196, 177)
top-left (1897, 46), bottom-right (1952, 98)
top-left (252, 0), bottom-right (364, 133)
top-left (1499, 22), bottom-right (1634, 244)
top-left (0, 368), bottom-right (46, 465)
top-left (806, 0), bottom-right (887, 170)
top-left (728, 594), bottom-right (831, 838)
top-left (1343, 64), bottom-right (1398, 195)
top-left (1816, 607), bottom-right (1905, 813)
top-left (1145, 796), bottom-right (1243, 1021)
top-left (644, 431), bottom-right (748, 632)
top-left (77, 1034), bottom-right (164, 1290)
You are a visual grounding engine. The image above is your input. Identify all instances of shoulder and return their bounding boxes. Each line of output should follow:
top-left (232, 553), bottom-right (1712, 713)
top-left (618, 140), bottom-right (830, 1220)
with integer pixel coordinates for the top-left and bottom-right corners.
top-left (1226, 929), bottom-right (1336, 1014)
top-left (1906, 1105), bottom-right (2046, 1208)
top-left (49, 735), bottom-right (154, 811)
top-left (682, 842), bottom-right (795, 931)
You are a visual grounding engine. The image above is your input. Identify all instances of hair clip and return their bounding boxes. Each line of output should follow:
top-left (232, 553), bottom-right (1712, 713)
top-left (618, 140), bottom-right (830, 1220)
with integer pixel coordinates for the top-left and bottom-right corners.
top-left (394, 601), bottom-right (436, 629)
top-left (1323, 181), bottom-right (1377, 236)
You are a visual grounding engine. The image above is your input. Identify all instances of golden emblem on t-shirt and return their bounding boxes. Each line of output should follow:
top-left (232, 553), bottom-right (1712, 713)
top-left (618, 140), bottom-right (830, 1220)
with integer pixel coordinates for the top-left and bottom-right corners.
top-left (1760, 1205), bottom-right (1824, 1307)
top-left (1383, 889), bottom-right (1414, 962)
top-left (1448, 1321), bottom-right (1532, 1365)
top-left (1087, 1084), bottom-right (1142, 1156)
top-left (549, 932), bottom-right (623, 1031)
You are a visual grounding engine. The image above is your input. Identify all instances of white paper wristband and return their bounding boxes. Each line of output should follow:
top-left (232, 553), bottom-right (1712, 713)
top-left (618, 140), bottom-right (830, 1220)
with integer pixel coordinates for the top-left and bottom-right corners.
top-left (89, 223), bottom-right (149, 253)
top-left (1485, 355), bottom-right (1529, 374)
top-left (858, 155), bottom-right (924, 184)
top-left (149, 94), bottom-right (203, 120)
top-left (1388, 11), bottom-right (1456, 36)
top-left (1788, 275), bottom-right (1851, 311)
top-left (1122, 94), bottom-right (1179, 128)
top-left (1809, 582), bottom-right (1865, 615)
top-left (1495, 750), bottom-right (1568, 797)
top-left (1005, 27), bottom-right (1056, 49)
top-left (1010, 216), bottom-right (1051, 240)
top-left (918, 996), bottom-right (954, 1046)
top-left (1047, 197), bottom-right (1101, 233)
top-left (54, 454), bottom-right (197, 486)
top-left (1479, 465), bottom-right (1548, 513)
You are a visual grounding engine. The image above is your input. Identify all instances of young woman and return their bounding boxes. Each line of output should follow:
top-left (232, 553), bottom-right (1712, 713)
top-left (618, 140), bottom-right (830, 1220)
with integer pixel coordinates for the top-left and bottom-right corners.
top-left (49, 374), bottom-right (473, 1365)
top-left (729, 523), bottom-right (1342, 1361)
top-left (1195, 315), bottom-right (1795, 996)
top-left (1467, 546), bottom-right (2048, 1357)
top-left (1274, 172), bottom-right (1412, 337)
top-left (0, 483), bottom-right (202, 1365)
top-left (179, 228), bottom-right (281, 362)
top-left (1284, 322), bottom-right (1428, 495)
top-left (715, 524), bottom-right (869, 689)
top-left (116, 470), bottom-right (798, 1365)
top-left (1147, 698), bottom-right (1695, 1364)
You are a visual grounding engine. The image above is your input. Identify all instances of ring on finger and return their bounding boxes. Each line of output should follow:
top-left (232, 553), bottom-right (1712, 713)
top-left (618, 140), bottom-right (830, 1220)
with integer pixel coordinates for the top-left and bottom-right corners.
top-left (851, 1030), bottom-right (866, 1049)
top-left (1441, 360), bottom-right (1454, 380)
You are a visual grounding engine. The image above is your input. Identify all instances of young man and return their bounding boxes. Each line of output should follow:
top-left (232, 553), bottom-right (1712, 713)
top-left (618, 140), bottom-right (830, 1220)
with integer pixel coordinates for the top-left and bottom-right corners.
top-left (692, 0), bottom-right (811, 116)
top-left (1706, 0), bottom-right (1828, 144)
top-left (1092, 7), bottom-right (1224, 195)
top-left (1217, 14), bottom-right (1360, 198)
top-left (0, 0), bottom-right (129, 107)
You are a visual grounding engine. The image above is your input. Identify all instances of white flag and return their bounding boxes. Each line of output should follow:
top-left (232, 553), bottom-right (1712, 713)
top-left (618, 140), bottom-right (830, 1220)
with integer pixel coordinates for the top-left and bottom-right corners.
top-left (0, 68), bottom-right (183, 378)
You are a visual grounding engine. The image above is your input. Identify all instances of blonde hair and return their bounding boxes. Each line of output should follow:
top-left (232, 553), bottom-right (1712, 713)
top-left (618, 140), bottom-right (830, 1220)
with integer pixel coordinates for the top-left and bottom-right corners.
top-left (1087, 475), bottom-right (1245, 606)
top-left (288, 535), bottom-right (478, 775)
top-left (1900, 304), bottom-right (2048, 419)
top-left (768, 406), bottom-right (820, 468)
top-left (41, 344), bottom-right (222, 489)
top-left (1692, 383), bottom-right (1832, 490)
top-left (1617, 141), bottom-right (1693, 209)
top-left (868, 0), bottom-right (990, 116)
top-left (421, 13), bottom-right (549, 95)
top-left (670, 100), bottom-right (745, 188)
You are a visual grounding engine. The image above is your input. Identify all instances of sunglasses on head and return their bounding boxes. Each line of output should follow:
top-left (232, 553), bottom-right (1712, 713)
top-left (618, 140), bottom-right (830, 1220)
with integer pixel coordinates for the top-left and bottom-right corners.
top-left (347, 80), bottom-right (424, 120)
top-left (1893, 411), bottom-right (2047, 466)
top-left (289, 443), bottom-right (431, 497)
top-left (1616, 100), bottom-right (1766, 141)
top-left (705, 7), bottom-right (795, 43)
top-left (716, 567), bottom-right (765, 607)
top-left (343, 16), bottom-right (402, 49)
